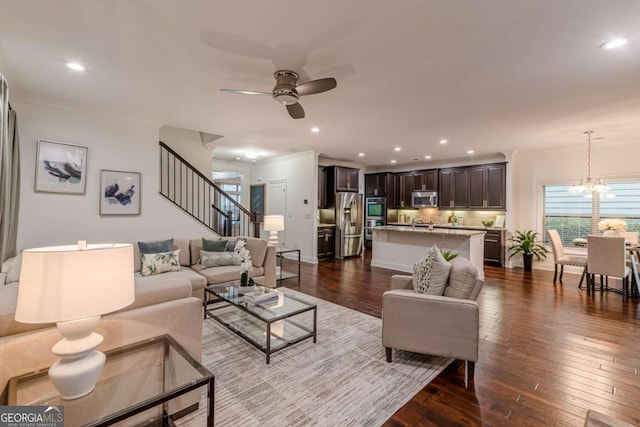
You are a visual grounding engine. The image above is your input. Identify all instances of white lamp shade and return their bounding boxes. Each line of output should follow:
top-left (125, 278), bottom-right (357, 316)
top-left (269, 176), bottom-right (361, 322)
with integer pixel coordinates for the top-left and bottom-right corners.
top-left (15, 243), bottom-right (135, 324)
top-left (263, 215), bottom-right (285, 232)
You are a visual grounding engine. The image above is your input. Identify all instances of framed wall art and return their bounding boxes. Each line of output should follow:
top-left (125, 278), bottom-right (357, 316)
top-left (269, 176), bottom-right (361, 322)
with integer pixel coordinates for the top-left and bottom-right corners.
top-left (100, 170), bottom-right (141, 215)
top-left (35, 139), bottom-right (88, 194)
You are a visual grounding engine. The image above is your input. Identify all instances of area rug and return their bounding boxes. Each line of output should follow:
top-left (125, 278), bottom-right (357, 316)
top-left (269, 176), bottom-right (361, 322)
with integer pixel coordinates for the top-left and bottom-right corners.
top-left (177, 289), bottom-right (451, 426)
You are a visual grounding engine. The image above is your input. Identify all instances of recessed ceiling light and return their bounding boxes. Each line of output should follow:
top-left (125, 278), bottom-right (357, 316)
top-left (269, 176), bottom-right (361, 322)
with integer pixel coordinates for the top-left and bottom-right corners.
top-left (311, 127), bottom-right (320, 133)
top-left (425, 155), bottom-right (432, 160)
top-left (235, 156), bottom-right (241, 161)
top-left (600, 38), bottom-right (628, 50)
top-left (394, 147), bottom-right (402, 152)
top-left (358, 152), bottom-right (365, 157)
top-left (66, 62), bottom-right (85, 71)
top-left (439, 139), bottom-right (447, 144)
top-left (390, 159), bottom-right (397, 164)
top-left (467, 150), bottom-right (474, 154)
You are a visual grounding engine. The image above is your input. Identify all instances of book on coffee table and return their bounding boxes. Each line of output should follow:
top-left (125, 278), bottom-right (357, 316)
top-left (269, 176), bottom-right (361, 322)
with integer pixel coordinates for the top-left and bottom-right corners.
top-left (244, 290), bottom-right (280, 305)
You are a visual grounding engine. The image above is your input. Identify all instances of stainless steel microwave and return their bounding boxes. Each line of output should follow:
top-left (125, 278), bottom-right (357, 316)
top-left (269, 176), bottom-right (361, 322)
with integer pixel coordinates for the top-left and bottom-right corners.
top-left (411, 191), bottom-right (438, 208)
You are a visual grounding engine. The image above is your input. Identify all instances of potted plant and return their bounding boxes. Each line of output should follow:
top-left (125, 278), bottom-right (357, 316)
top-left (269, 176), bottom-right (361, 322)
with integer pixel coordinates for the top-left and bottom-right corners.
top-left (508, 230), bottom-right (549, 271)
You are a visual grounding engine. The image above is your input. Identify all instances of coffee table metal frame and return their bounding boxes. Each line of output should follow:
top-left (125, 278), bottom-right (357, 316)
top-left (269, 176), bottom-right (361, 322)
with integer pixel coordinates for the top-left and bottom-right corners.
top-left (204, 283), bottom-right (317, 364)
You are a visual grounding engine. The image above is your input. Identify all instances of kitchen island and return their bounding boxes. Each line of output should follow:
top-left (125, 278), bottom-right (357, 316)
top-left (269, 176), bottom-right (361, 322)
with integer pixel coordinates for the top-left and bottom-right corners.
top-left (371, 226), bottom-right (486, 278)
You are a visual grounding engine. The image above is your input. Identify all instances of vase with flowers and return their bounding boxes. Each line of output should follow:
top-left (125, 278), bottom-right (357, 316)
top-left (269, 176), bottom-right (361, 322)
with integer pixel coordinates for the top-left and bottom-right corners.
top-left (598, 218), bottom-right (627, 237)
top-left (235, 240), bottom-right (255, 293)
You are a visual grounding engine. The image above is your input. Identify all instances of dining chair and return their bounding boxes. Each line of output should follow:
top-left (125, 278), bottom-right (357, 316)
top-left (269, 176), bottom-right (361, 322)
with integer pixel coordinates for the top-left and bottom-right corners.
top-left (586, 235), bottom-right (631, 297)
top-left (547, 229), bottom-right (587, 287)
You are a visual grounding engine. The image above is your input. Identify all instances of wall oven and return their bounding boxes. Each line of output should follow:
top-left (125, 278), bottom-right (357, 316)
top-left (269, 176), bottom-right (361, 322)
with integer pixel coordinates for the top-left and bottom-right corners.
top-left (365, 197), bottom-right (386, 249)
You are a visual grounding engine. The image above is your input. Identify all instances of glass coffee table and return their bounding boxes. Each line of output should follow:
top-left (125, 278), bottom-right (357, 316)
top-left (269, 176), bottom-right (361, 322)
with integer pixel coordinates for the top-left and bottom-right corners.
top-left (3, 335), bottom-right (214, 426)
top-left (204, 283), bottom-right (317, 364)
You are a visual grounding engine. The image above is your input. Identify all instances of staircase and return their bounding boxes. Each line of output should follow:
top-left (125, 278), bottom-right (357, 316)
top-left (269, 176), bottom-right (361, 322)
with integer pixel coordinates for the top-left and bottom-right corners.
top-left (159, 141), bottom-right (259, 237)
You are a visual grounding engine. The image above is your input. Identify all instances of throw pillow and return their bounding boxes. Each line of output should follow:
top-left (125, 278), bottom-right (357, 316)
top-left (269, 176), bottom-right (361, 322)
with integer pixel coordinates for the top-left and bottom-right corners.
top-left (444, 257), bottom-right (479, 299)
top-left (225, 239), bottom-right (239, 252)
top-left (200, 250), bottom-right (241, 268)
top-left (202, 238), bottom-right (228, 252)
top-left (140, 249), bottom-right (181, 277)
top-left (138, 239), bottom-right (173, 254)
top-left (413, 245), bottom-right (452, 295)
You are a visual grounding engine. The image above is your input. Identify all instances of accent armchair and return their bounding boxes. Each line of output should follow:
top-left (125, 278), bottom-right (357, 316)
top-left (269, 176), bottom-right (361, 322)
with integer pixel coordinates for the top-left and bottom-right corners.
top-left (382, 257), bottom-right (483, 388)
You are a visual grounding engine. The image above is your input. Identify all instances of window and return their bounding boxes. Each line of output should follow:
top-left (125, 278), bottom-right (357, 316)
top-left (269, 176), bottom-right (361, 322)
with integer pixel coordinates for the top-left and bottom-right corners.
top-left (543, 181), bottom-right (640, 247)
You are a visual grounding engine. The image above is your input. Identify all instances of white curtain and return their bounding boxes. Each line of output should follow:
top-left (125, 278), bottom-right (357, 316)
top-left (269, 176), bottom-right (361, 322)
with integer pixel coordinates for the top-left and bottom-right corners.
top-left (0, 73), bottom-right (20, 263)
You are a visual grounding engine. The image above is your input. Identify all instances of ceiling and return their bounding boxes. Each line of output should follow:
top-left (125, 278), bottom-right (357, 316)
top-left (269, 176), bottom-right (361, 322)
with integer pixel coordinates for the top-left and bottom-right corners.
top-left (1, 0), bottom-right (639, 168)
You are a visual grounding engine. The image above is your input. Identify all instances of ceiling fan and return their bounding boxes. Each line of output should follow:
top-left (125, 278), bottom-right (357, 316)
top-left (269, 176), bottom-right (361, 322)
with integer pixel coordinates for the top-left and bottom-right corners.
top-left (220, 70), bottom-right (337, 119)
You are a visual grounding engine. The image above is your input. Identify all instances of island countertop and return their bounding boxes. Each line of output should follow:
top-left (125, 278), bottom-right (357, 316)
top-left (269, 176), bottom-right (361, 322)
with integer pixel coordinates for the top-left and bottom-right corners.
top-left (374, 226), bottom-right (485, 236)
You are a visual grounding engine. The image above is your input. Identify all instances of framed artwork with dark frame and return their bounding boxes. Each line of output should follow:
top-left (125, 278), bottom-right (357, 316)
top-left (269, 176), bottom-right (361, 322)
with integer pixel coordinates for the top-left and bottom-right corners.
top-left (100, 170), bottom-right (141, 215)
top-left (250, 183), bottom-right (266, 222)
top-left (34, 139), bottom-right (88, 194)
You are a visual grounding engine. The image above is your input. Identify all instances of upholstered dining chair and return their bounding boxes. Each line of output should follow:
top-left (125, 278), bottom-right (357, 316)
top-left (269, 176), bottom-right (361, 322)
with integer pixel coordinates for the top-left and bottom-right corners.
top-left (586, 235), bottom-right (631, 297)
top-left (547, 229), bottom-right (587, 287)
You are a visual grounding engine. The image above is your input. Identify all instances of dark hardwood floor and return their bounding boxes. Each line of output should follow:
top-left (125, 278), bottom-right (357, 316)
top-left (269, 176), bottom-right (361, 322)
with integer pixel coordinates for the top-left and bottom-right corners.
top-left (280, 250), bottom-right (640, 426)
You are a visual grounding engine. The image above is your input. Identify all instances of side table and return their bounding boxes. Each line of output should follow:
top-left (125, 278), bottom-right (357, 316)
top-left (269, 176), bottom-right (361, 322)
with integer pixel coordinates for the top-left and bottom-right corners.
top-left (4, 335), bottom-right (214, 426)
top-left (276, 247), bottom-right (301, 284)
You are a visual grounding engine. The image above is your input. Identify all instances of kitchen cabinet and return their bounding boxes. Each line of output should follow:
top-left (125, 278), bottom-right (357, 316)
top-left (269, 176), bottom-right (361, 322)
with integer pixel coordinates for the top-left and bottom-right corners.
top-left (392, 173), bottom-right (414, 208)
top-left (440, 163), bottom-right (506, 210)
top-left (411, 170), bottom-right (438, 192)
top-left (484, 229), bottom-right (504, 266)
top-left (317, 227), bottom-right (335, 259)
top-left (440, 168), bottom-right (468, 209)
top-left (365, 172), bottom-right (392, 197)
top-left (318, 166), bottom-right (327, 208)
top-left (468, 163), bottom-right (506, 210)
top-left (331, 166), bottom-right (359, 192)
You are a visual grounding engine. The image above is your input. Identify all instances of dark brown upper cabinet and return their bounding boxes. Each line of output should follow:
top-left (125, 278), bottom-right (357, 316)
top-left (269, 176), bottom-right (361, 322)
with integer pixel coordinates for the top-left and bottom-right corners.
top-left (365, 172), bottom-right (392, 198)
top-left (439, 163), bottom-right (506, 210)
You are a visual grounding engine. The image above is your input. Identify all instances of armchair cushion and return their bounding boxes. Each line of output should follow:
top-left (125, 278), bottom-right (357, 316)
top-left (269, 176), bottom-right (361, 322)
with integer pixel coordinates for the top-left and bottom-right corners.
top-left (445, 257), bottom-right (480, 300)
top-left (413, 245), bottom-right (451, 295)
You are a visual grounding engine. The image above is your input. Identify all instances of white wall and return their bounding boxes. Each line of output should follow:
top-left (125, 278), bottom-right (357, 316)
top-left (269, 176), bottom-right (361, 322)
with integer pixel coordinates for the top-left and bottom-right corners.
top-left (249, 151), bottom-right (317, 263)
top-left (510, 140), bottom-right (640, 269)
top-left (14, 98), bottom-right (217, 250)
top-left (159, 125), bottom-right (213, 176)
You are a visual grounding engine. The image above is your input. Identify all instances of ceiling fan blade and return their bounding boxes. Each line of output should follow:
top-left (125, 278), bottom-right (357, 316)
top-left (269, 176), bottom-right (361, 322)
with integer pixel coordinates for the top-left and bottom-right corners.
top-left (296, 78), bottom-right (337, 96)
top-left (220, 89), bottom-right (271, 96)
top-left (286, 103), bottom-right (305, 119)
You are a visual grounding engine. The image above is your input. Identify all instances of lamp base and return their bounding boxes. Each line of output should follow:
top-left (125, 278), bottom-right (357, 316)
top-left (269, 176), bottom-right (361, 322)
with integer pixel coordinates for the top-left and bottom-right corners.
top-left (268, 231), bottom-right (279, 247)
top-left (50, 315), bottom-right (105, 400)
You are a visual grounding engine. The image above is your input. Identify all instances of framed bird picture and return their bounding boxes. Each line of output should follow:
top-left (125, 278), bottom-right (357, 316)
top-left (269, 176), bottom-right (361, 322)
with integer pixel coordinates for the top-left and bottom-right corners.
top-left (99, 170), bottom-right (141, 215)
top-left (35, 139), bottom-right (88, 194)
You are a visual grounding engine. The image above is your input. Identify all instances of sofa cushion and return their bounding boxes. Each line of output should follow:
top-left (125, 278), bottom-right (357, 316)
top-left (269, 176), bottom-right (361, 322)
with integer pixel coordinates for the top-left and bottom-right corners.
top-left (200, 250), bottom-right (241, 268)
top-left (122, 277), bottom-right (192, 312)
top-left (413, 245), bottom-right (451, 295)
top-left (444, 257), bottom-right (479, 300)
top-left (140, 250), bottom-right (181, 277)
top-left (134, 239), bottom-right (190, 273)
top-left (1, 253), bottom-right (22, 285)
top-left (244, 237), bottom-right (268, 268)
top-left (191, 263), bottom-right (264, 285)
top-left (138, 239), bottom-right (173, 254)
top-left (202, 238), bottom-right (227, 252)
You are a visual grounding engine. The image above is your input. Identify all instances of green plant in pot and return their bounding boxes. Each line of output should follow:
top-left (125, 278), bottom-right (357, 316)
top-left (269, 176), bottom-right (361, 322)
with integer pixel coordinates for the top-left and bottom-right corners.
top-left (507, 230), bottom-right (549, 272)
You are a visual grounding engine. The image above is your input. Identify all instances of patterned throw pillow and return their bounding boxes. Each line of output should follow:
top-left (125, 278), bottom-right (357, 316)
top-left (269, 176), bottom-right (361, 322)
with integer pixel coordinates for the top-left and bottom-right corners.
top-left (138, 239), bottom-right (174, 254)
top-left (413, 245), bottom-right (452, 295)
top-left (140, 249), bottom-right (181, 277)
top-left (200, 250), bottom-right (241, 268)
top-left (202, 238), bottom-right (227, 252)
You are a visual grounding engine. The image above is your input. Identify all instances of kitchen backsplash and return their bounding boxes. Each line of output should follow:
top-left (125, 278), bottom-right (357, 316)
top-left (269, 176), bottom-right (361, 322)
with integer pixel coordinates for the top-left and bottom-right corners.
top-left (388, 208), bottom-right (505, 227)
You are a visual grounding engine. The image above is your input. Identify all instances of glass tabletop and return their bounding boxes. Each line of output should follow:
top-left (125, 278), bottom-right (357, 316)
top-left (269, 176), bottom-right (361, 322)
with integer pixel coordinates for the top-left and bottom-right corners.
top-left (6, 335), bottom-right (213, 427)
top-left (207, 283), bottom-right (316, 322)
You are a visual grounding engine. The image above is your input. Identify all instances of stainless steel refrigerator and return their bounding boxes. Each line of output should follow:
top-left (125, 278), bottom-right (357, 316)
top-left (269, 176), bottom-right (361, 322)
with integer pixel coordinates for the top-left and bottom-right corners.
top-left (335, 192), bottom-right (363, 258)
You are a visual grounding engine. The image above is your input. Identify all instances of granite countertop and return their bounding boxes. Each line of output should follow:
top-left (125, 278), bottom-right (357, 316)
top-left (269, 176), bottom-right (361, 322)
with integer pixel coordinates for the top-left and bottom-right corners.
top-left (386, 222), bottom-right (504, 231)
top-left (374, 225), bottom-right (486, 236)
top-left (317, 223), bottom-right (336, 228)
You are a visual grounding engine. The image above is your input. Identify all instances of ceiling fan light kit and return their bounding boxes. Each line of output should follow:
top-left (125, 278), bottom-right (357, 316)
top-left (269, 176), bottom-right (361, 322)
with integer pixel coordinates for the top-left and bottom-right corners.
top-left (221, 69), bottom-right (337, 119)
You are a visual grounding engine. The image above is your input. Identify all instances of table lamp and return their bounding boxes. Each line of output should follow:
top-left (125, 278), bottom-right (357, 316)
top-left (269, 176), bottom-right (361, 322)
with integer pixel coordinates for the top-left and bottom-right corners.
top-left (14, 241), bottom-right (135, 400)
top-left (263, 215), bottom-right (285, 247)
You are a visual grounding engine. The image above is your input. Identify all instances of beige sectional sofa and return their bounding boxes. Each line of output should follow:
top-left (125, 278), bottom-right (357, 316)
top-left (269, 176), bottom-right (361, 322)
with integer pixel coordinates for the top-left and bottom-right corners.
top-left (0, 235), bottom-right (275, 338)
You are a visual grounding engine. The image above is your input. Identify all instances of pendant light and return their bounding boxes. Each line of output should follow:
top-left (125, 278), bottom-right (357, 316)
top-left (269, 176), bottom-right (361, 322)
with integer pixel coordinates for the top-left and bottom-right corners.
top-left (568, 130), bottom-right (609, 194)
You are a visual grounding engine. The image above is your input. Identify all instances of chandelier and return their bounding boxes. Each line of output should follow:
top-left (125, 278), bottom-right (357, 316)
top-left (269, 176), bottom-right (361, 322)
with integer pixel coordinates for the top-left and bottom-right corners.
top-left (568, 130), bottom-right (609, 194)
